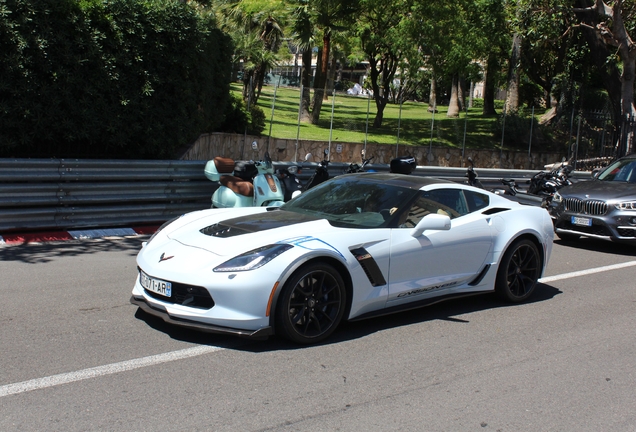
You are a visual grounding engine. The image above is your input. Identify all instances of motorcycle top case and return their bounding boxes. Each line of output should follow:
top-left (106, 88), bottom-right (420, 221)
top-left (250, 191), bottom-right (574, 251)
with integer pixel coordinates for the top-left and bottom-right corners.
top-left (233, 161), bottom-right (258, 181)
top-left (390, 156), bottom-right (416, 174)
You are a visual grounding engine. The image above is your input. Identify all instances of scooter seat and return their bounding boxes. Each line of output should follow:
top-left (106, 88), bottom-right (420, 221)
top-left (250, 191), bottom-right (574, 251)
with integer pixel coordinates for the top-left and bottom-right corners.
top-left (214, 157), bottom-right (235, 174)
top-left (220, 175), bottom-right (254, 197)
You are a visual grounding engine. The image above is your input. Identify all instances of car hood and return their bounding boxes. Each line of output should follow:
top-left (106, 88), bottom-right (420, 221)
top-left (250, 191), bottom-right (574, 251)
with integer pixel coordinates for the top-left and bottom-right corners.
top-left (559, 179), bottom-right (636, 201)
top-left (165, 208), bottom-right (333, 256)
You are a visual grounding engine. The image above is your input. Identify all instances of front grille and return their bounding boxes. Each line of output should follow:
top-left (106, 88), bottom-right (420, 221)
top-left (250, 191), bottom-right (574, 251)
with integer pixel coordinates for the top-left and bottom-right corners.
top-left (140, 271), bottom-right (214, 309)
top-left (564, 198), bottom-right (608, 215)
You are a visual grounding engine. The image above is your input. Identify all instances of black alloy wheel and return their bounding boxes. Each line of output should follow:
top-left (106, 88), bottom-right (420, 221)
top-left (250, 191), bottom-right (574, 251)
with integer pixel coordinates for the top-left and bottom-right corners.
top-left (495, 239), bottom-right (541, 302)
top-left (276, 262), bottom-right (346, 344)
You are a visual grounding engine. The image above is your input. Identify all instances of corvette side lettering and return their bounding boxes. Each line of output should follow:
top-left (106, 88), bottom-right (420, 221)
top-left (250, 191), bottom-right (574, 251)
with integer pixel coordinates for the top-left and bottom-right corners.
top-left (397, 281), bottom-right (457, 298)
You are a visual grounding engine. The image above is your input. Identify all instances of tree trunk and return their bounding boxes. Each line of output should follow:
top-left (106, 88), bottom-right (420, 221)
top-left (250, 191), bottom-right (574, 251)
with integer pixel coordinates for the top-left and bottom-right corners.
top-left (310, 48), bottom-right (323, 113)
top-left (326, 54), bottom-right (337, 98)
top-left (483, 54), bottom-right (498, 115)
top-left (428, 75), bottom-right (437, 113)
top-left (505, 32), bottom-right (522, 113)
top-left (373, 103), bottom-right (386, 128)
top-left (311, 32), bottom-right (331, 124)
top-left (458, 76), bottom-right (466, 111)
top-left (300, 48), bottom-right (312, 122)
top-left (447, 74), bottom-right (460, 117)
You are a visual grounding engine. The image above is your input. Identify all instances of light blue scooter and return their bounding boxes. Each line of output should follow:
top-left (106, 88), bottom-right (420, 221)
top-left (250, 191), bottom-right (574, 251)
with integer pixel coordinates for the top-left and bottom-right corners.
top-left (204, 150), bottom-right (285, 208)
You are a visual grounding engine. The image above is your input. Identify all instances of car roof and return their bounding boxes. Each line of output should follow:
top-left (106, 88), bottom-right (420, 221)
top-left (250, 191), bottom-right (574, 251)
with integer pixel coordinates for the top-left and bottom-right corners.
top-left (339, 172), bottom-right (454, 189)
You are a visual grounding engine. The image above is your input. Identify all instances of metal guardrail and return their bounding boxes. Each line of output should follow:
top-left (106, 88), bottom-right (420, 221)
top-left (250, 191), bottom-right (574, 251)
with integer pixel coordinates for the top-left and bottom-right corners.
top-left (0, 158), bottom-right (592, 233)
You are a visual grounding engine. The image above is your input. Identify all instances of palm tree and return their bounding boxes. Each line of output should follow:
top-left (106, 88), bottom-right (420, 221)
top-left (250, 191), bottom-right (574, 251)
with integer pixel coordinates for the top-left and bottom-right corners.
top-left (217, 0), bottom-right (288, 104)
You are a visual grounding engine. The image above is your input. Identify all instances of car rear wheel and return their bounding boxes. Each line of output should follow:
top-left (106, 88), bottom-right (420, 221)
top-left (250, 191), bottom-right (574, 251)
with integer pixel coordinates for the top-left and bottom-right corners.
top-left (495, 239), bottom-right (541, 302)
top-left (276, 262), bottom-right (346, 344)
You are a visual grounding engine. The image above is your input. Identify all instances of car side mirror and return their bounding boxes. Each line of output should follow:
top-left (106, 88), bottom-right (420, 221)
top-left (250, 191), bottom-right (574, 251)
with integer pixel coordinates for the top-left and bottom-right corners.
top-left (410, 214), bottom-right (451, 238)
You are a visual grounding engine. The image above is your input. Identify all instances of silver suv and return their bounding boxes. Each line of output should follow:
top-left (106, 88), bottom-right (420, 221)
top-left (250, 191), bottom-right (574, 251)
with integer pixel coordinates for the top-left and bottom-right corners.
top-left (550, 155), bottom-right (636, 243)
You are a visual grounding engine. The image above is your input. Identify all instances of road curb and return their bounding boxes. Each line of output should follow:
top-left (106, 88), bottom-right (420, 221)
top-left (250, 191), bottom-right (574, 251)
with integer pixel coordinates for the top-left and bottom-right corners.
top-left (0, 226), bottom-right (159, 245)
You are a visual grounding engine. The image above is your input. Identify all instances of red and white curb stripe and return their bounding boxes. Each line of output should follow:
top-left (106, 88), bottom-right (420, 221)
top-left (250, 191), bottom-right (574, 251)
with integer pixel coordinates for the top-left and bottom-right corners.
top-left (0, 226), bottom-right (158, 245)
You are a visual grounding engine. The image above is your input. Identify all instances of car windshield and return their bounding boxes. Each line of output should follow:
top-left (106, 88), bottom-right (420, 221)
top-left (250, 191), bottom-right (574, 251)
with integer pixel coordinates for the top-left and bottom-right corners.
top-left (598, 158), bottom-right (636, 183)
top-left (281, 176), bottom-right (419, 228)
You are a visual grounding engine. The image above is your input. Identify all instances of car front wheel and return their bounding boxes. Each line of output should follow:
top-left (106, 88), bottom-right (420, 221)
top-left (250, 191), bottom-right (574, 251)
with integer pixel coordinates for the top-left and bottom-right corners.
top-left (495, 239), bottom-right (541, 302)
top-left (276, 262), bottom-right (346, 344)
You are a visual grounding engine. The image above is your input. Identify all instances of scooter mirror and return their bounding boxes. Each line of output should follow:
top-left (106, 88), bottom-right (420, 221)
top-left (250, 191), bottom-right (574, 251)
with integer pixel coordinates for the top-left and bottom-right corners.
top-left (251, 141), bottom-right (258, 150)
top-left (361, 149), bottom-right (366, 156)
top-left (324, 149), bottom-right (329, 156)
top-left (304, 153), bottom-right (312, 161)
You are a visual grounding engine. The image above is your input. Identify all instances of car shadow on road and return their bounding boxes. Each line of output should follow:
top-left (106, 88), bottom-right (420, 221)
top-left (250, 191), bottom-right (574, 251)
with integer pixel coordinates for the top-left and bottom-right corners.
top-left (554, 237), bottom-right (636, 256)
top-left (132, 283), bottom-right (562, 352)
top-left (0, 237), bottom-right (145, 264)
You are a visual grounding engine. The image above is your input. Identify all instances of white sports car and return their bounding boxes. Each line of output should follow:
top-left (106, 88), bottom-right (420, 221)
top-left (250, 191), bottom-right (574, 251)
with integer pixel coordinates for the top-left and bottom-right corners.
top-left (131, 173), bottom-right (554, 344)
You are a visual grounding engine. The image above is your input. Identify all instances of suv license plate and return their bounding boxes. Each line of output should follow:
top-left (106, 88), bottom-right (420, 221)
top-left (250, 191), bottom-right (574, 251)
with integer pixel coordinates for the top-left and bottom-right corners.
top-left (571, 216), bottom-right (592, 227)
top-left (140, 270), bottom-right (172, 297)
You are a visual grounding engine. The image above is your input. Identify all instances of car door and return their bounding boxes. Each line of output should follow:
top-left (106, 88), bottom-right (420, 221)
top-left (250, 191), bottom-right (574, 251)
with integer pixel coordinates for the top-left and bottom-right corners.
top-left (387, 188), bottom-right (494, 305)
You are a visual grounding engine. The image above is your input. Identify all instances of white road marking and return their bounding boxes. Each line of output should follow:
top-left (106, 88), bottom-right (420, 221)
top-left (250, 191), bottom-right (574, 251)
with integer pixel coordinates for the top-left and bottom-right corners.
top-left (2, 261), bottom-right (636, 399)
top-left (0, 345), bottom-right (223, 398)
top-left (539, 260), bottom-right (636, 283)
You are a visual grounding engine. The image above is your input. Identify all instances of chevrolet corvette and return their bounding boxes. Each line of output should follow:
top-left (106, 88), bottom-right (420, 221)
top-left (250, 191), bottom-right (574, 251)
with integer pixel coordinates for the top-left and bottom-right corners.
top-left (131, 173), bottom-right (554, 344)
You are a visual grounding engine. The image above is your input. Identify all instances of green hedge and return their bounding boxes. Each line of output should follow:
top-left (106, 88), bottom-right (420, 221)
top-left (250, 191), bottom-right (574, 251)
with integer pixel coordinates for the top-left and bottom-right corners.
top-left (0, 0), bottom-right (233, 158)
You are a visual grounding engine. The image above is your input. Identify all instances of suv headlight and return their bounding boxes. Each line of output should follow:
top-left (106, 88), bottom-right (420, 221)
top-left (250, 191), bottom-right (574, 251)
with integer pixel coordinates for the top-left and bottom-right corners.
top-left (615, 201), bottom-right (636, 210)
top-left (214, 244), bottom-right (293, 272)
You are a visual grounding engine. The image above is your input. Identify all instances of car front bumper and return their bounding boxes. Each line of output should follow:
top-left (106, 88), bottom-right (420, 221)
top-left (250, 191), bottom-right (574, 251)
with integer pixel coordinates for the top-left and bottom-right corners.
top-left (130, 295), bottom-right (273, 339)
top-left (551, 207), bottom-right (636, 242)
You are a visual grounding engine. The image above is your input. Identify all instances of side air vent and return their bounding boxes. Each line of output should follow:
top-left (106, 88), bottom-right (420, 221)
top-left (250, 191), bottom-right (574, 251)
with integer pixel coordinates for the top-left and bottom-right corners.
top-left (350, 247), bottom-right (387, 287)
top-left (468, 264), bottom-right (491, 286)
top-left (482, 208), bottom-right (509, 215)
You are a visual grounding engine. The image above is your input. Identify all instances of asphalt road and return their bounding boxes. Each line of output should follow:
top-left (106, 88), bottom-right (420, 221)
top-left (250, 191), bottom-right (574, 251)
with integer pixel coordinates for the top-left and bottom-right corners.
top-left (1, 235), bottom-right (635, 431)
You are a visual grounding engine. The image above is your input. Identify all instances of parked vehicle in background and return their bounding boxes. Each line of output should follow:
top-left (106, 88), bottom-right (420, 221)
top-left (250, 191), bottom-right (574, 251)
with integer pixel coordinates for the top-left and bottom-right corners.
top-left (550, 154), bottom-right (636, 243)
top-left (500, 160), bottom-right (574, 207)
top-left (303, 149), bottom-right (331, 191)
top-left (276, 154), bottom-right (311, 201)
top-left (204, 144), bottom-right (285, 208)
top-left (346, 150), bottom-right (375, 173)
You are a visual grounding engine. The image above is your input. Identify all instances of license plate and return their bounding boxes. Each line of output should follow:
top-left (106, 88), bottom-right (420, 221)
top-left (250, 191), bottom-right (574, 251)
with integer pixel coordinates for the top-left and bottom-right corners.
top-left (571, 216), bottom-right (592, 227)
top-left (139, 270), bottom-right (172, 297)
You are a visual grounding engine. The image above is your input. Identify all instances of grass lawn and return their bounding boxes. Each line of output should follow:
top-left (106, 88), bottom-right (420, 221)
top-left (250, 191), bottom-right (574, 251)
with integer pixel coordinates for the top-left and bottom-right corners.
top-left (235, 83), bottom-right (511, 151)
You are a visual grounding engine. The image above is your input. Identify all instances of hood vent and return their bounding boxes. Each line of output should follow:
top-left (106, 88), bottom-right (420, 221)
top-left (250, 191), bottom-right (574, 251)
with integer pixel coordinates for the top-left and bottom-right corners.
top-left (200, 223), bottom-right (250, 238)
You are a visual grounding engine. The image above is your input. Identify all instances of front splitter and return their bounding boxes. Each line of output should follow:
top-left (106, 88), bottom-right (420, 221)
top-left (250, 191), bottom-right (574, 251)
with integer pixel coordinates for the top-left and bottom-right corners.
top-left (130, 296), bottom-right (273, 339)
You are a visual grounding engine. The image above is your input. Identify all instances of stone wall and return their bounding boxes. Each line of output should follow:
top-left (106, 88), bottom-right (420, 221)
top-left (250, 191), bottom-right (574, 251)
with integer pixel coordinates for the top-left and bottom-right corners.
top-left (182, 132), bottom-right (563, 170)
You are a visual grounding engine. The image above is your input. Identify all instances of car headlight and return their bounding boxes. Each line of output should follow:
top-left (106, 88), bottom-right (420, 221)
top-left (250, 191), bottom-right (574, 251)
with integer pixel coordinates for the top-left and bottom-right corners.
top-left (615, 201), bottom-right (636, 210)
top-left (213, 244), bottom-right (293, 272)
top-left (552, 192), bottom-right (563, 203)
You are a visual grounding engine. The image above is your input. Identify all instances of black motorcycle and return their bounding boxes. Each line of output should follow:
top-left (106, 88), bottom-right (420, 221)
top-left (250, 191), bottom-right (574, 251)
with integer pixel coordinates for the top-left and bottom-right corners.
top-left (346, 150), bottom-right (375, 173)
top-left (499, 160), bottom-right (573, 207)
top-left (303, 149), bottom-right (330, 191)
top-left (464, 157), bottom-right (484, 188)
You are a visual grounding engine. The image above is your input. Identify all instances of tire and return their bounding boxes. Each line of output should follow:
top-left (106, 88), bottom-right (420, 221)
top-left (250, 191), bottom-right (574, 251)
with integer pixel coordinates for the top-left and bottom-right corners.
top-left (275, 262), bottom-right (347, 344)
top-left (495, 239), bottom-right (541, 302)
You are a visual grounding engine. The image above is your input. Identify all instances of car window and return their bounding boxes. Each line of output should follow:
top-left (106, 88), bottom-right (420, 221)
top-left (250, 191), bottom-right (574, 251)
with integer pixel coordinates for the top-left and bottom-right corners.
top-left (598, 159), bottom-right (636, 183)
top-left (464, 190), bottom-right (490, 212)
top-left (422, 189), bottom-right (467, 217)
top-left (397, 189), bottom-right (468, 228)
